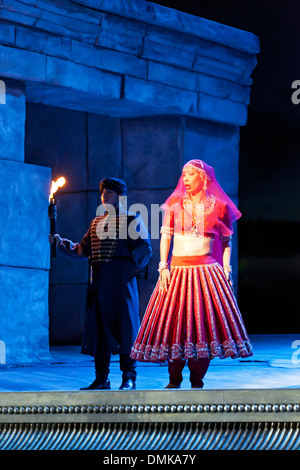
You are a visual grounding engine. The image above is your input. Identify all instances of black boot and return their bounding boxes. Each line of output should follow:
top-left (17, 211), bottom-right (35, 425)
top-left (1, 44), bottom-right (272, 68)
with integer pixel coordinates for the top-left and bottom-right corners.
top-left (119, 371), bottom-right (136, 390)
top-left (80, 373), bottom-right (111, 390)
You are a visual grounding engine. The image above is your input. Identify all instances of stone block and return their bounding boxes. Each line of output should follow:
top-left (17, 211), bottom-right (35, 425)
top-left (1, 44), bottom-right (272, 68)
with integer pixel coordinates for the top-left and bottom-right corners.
top-left (0, 265), bottom-right (50, 364)
top-left (0, 3), bottom-right (41, 28)
top-left (197, 92), bottom-right (248, 127)
top-left (16, 25), bottom-right (71, 60)
top-left (2, 0), bottom-right (43, 20)
top-left (71, 39), bottom-right (147, 79)
top-left (36, 0), bottom-right (102, 25)
top-left (25, 102), bottom-right (87, 193)
top-left (49, 283), bottom-right (87, 344)
top-left (194, 54), bottom-right (255, 87)
top-left (98, 13), bottom-right (146, 55)
top-left (183, 117), bottom-right (240, 197)
top-left (193, 41), bottom-right (257, 80)
top-left (98, 47), bottom-right (147, 81)
top-left (70, 39), bottom-right (101, 69)
top-left (204, 39), bottom-right (255, 68)
top-left (122, 116), bottom-right (182, 190)
top-left (25, 81), bottom-right (176, 119)
top-left (46, 56), bottom-right (121, 100)
top-left (87, 114), bottom-right (123, 190)
top-left (0, 44), bottom-right (46, 82)
top-left (37, 9), bottom-right (101, 43)
top-left (0, 159), bottom-right (51, 270)
top-left (124, 77), bottom-right (197, 115)
top-left (0, 20), bottom-right (15, 46)
top-left (196, 73), bottom-right (250, 105)
top-left (147, 24), bottom-right (199, 56)
top-left (148, 61), bottom-right (197, 92)
top-left (143, 35), bottom-right (195, 70)
top-left (25, 82), bottom-right (116, 117)
top-left (0, 79), bottom-right (26, 162)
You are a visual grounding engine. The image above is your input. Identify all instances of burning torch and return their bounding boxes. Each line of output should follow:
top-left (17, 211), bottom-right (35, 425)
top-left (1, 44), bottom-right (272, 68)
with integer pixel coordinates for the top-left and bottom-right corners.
top-left (48, 177), bottom-right (66, 258)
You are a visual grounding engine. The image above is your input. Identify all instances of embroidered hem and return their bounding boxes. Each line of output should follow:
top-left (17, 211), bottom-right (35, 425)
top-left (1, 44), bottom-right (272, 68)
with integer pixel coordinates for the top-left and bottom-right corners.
top-left (131, 339), bottom-right (253, 363)
top-left (130, 259), bottom-right (253, 365)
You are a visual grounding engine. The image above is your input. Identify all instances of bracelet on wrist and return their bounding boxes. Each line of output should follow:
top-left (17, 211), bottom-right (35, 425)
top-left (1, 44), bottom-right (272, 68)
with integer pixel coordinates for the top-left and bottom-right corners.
top-left (158, 261), bottom-right (169, 273)
top-left (223, 264), bottom-right (232, 273)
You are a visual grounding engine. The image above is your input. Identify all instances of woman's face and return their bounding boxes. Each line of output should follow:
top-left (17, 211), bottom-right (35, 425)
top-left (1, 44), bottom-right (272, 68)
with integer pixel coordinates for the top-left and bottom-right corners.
top-left (182, 167), bottom-right (204, 194)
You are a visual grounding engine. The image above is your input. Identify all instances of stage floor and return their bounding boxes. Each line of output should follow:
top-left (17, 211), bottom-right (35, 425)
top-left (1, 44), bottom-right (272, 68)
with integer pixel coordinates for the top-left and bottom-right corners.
top-left (0, 335), bottom-right (299, 393)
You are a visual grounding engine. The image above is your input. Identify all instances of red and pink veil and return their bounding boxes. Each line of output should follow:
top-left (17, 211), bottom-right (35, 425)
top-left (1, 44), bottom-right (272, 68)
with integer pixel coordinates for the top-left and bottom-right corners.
top-left (161, 159), bottom-right (242, 265)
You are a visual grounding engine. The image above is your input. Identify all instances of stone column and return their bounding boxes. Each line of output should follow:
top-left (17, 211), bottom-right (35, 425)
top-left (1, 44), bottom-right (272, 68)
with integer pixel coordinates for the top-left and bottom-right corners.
top-left (0, 79), bottom-right (51, 364)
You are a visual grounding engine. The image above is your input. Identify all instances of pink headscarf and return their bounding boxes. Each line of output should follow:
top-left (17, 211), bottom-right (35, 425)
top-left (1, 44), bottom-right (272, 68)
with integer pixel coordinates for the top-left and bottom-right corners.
top-left (161, 159), bottom-right (242, 265)
top-left (162, 159), bottom-right (241, 221)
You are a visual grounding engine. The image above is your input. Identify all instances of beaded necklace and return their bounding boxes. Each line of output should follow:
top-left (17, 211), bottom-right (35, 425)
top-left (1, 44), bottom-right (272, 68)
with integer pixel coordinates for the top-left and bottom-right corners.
top-left (182, 194), bottom-right (216, 234)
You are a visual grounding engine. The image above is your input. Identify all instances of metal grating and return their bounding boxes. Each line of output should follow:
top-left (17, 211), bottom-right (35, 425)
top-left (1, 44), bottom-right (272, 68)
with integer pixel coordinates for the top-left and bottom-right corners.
top-left (0, 421), bottom-right (300, 451)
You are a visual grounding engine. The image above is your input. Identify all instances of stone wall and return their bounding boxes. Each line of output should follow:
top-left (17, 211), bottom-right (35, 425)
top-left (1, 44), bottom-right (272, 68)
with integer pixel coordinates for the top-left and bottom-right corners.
top-left (0, 81), bottom-right (51, 363)
top-left (0, 0), bottom-right (259, 358)
top-left (0, 0), bottom-right (258, 121)
top-left (25, 104), bottom-right (241, 345)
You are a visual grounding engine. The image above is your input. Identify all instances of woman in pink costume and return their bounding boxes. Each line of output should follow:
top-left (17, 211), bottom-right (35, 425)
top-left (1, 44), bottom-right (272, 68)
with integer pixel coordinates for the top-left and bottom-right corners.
top-left (131, 159), bottom-right (253, 388)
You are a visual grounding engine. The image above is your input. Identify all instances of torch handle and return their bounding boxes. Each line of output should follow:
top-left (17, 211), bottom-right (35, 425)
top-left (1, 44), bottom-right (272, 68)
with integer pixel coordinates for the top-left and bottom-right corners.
top-left (48, 198), bottom-right (57, 259)
top-left (50, 218), bottom-right (56, 258)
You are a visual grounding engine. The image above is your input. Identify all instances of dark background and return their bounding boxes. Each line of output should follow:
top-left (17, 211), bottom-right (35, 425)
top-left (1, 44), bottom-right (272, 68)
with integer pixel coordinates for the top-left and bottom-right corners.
top-left (147, 0), bottom-right (300, 333)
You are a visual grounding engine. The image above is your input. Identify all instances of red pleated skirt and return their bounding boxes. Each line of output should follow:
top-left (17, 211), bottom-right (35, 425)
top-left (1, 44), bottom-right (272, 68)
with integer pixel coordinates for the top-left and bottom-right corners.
top-left (131, 255), bottom-right (253, 362)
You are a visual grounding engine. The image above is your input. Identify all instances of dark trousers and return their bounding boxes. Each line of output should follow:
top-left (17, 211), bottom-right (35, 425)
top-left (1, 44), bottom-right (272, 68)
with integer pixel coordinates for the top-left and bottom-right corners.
top-left (168, 358), bottom-right (210, 387)
top-left (94, 328), bottom-right (137, 382)
top-left (94, 304), bottom-right (137, 382)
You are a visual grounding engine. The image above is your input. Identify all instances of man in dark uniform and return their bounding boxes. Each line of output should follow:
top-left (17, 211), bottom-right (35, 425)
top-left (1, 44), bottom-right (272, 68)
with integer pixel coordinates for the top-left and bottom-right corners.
top-left (50, 177), bottom-right (152, 390)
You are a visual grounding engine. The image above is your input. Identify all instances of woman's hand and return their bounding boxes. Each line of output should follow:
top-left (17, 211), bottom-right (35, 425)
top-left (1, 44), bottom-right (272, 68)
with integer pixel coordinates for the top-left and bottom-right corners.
top-left (223, 264), bottom-right (234, 288)
top-left (160, 267), bottom-right (171, 292)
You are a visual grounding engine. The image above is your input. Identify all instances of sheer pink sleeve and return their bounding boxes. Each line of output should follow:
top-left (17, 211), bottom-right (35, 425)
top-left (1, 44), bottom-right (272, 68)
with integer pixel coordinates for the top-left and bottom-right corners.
top-left (218, 204), bottom-right (235, 240)
top-left (160, 210), bottom-right (174, 237)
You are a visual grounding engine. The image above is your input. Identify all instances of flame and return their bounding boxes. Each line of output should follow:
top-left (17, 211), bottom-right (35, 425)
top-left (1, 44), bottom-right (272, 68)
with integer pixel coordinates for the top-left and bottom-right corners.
top-left (49, 177), bottom-right (66, 200)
